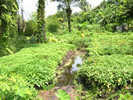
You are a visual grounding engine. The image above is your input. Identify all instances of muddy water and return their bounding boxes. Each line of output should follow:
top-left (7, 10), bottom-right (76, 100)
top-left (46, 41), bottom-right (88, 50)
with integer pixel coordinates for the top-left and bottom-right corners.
top-left (38, 50), bottom-right (86, 100)
top-left (57, 56), bottom-right (83, 87)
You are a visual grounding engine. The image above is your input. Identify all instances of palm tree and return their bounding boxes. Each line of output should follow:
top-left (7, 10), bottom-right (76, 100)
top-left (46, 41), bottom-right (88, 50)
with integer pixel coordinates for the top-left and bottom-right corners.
top-left (79, 0), bottom-right (91, 12)
top-left (53, 0), bottom-right (80, 32)
top-left (37, 0), bottom-right (46, 42)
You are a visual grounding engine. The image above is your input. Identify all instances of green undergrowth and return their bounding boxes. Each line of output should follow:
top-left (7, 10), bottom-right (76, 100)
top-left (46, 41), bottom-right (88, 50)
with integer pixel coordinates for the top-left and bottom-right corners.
top-left (88, 33), bottom-right (133, 56)
top-left (47, 30), bottom-right (91, 48)
top-left (78, 54), bottom-right (133, 89)
top-left (0, 43), bottom-right (75, 99)
top-left (78, 32), bottom-right (133, 98)
top-left (0, 74), bottom-right (36, 100)
top-left (78, 55), bottom-right (133, 98)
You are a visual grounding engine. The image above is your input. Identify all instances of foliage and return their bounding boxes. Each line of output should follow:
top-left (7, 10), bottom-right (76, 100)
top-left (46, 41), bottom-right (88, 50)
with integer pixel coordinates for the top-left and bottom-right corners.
top-left (37, 0), bottom-right (46, 42)
top-left (25, 12), bottom-right (38, 36)
top-left (105, 23), bottom-right (118, 32)
top-left (46, 17), bottom-right (60, 33)
top-left (42, 84), bottom-right (55, 91)
top-left (0, 43), bottom-right (75, 88)
top-left (108, 89), bottom-right (133, 100)
top-left (118, 93), bottom-right (133, 100)
top-left (47, 30), bottom-right (90, 48)
top-left (78, 54), bottom-right (133, 97)
top-left (53, 0), bottom-right (80, 32)
top-left (56, 89), bottom-right (70, 100)
top-left (78, 0), bottom-right (91, 11)
top-left (88, 33), bottom-right (133, 56)
top-left (81, 0), bottom-right (133, 31)
top-left (0, 74), bottom-right (36, 100)
top-left (0, 0), bottom-right (18, 56)
top-left (78, 32), bottom-right (133, 98)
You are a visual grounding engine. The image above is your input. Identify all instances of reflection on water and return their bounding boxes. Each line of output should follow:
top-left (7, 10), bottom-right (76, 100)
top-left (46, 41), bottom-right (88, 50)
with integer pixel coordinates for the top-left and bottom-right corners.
top-left (71, 56), bottom-right (83, 73)
top-left (57, 56), bottom-right (83, 87)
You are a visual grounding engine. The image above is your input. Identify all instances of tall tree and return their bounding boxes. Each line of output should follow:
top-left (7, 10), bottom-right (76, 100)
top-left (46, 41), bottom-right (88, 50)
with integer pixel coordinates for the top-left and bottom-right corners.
top-left (37, 0), bottom-right (46, 42)
top-left (0, 0), bottom-right (18, 56)
top-left (53, 0), bottom-right (80, 32)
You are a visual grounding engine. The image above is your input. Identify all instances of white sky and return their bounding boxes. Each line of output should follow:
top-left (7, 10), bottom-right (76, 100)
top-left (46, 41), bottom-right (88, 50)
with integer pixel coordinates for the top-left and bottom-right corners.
top-left (22, 0), bottom-right (103, 20)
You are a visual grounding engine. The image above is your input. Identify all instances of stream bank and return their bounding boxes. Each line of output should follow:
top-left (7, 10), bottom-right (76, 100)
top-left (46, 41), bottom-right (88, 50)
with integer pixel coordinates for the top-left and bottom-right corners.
top-left (38, 49), bottom-right (87, 100)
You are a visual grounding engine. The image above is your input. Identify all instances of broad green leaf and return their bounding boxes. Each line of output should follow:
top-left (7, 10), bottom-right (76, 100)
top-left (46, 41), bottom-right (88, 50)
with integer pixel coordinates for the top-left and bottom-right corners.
top-left (56, 89), bottom-right (70, 100)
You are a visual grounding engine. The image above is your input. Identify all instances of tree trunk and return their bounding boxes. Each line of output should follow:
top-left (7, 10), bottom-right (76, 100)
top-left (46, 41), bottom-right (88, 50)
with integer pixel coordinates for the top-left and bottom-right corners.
top-left (66, 6), bottom-right (72, 33)
top-left (37, 0), bottom-right (46, 42)
top-left (21, 0), bottom-right (25, 33)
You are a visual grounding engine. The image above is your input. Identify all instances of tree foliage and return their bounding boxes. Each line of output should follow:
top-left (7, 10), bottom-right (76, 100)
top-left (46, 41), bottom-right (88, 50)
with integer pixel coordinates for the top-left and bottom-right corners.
top-left (53, 0), bottom-right (80, 32)
top-left (0, 0), bottom-right (18, 56)
top-left (84, 0), bottom-right (133, 30)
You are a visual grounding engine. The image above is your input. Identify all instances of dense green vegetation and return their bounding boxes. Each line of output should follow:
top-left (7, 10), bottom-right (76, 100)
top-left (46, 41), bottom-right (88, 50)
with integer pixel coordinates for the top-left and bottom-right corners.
top-left (0, 0), bottom-right (133, 99)
top-left (78, 33), bottom-right (133, 98)
top-left (0, 43), bottom-right (74, 99)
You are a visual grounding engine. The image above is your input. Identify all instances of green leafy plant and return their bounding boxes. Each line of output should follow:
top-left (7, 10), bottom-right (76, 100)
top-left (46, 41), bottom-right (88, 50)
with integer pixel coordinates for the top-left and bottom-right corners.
top-left (42, 84), bottom-right (55, 91)
top-left (56, 89), bottom-right (70, 100)
top-left (0, 74), bottom-right (36, 100)
top-left (88, 33), bottom-right (133, 56)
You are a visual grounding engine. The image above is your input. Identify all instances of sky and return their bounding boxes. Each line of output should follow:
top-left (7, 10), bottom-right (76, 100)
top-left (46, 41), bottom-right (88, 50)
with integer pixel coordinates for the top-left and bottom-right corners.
top-left (22, 0), bottom-right (103, 20)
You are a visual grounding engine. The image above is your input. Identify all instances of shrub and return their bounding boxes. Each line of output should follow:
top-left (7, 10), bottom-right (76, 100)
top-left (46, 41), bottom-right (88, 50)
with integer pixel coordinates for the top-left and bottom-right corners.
top-left (88, 33), bottom-right (133, 56)
top-left (0, 43), bottom-right (75, 99)
top-left (105, 23), bottom-right (118, 32)
top-left (25, 20), bottom-right (37, 36)
top-left (0, 43), bottom-right (75, 88)
top-left (51, 30), bottom-right (91, 48)
top-left (46, 17), bottom-right (60, 33)
top-left (0, 74), bottom-right (36, 100)
top-left (87, 24), bottom-right (105, 33)
top-left (78, 55), bottom-right (133, 96)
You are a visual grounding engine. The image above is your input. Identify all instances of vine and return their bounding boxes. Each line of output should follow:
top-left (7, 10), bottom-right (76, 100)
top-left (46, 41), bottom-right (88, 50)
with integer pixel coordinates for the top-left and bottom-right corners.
top-left (0, 0), bottom-right (18, 56)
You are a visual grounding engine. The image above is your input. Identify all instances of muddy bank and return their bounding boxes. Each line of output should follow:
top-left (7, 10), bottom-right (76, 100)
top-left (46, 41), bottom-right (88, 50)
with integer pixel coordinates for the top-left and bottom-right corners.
top-left (38, 49), bottom-right (87, 100)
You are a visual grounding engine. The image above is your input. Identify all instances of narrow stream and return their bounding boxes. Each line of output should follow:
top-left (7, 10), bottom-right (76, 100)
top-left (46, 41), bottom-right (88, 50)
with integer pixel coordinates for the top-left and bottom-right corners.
top-left (38, 50), bottom-right (86, 100)
top-left (57, 56), bottom-right (83, 87)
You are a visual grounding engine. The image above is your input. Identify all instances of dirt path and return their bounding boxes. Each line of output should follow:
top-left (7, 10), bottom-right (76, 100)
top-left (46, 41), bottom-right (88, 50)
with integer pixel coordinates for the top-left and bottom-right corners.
top-left (38, 49), bottom-right (87, 100)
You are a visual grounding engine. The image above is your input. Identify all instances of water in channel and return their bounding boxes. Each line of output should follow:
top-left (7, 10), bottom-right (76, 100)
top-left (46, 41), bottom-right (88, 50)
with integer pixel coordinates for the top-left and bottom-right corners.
top-left (57, 56), bottom-right (83, 87)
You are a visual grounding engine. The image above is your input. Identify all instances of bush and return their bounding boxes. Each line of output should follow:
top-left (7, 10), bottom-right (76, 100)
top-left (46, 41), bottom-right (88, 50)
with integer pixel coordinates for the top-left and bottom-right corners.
top-left (87, 24), bottom-right (105, 33)
top-left (50, 30), bottom-right (91, 48)
top-left (25, 20), bottom-right (37, 36)
top-left (0, 43), bottom-right (75, 87)
top-left (105, 23), bottom-right (118, 32)
top-left (78, 55), bottom-right (133, 96)
top-left (0, 43), bottom-right (75, 99)
top-left (46, 17), bottom-right (60, 33)
top-left (0, 74), bottom-right (36, 100)
top-left (88, 33), bottom-right (133, 56)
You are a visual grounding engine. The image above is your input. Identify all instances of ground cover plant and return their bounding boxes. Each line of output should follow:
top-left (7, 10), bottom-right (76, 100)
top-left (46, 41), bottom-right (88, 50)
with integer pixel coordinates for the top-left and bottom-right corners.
top-left (0, 0), bottom-right (133, 99)
top-left (0, 43), bottom-right (75, 99)
top-left (78, 55), bottom-right (133, 91)
top-left (88, 33), bottom-right (133, 56)
top-left (77, 32), bottom-right (133, 98)
top-left (47, 30), bottom-right (91, 48)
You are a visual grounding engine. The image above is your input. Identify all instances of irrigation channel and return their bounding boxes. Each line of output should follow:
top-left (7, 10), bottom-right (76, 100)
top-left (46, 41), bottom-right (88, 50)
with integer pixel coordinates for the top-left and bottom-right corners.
top-left (38, 49), bottom-right (87, 100)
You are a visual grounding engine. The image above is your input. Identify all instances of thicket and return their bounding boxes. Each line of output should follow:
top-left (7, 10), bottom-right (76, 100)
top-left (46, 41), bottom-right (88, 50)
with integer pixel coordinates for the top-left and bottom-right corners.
top-left (77, 0), bottom-right (133, 32)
